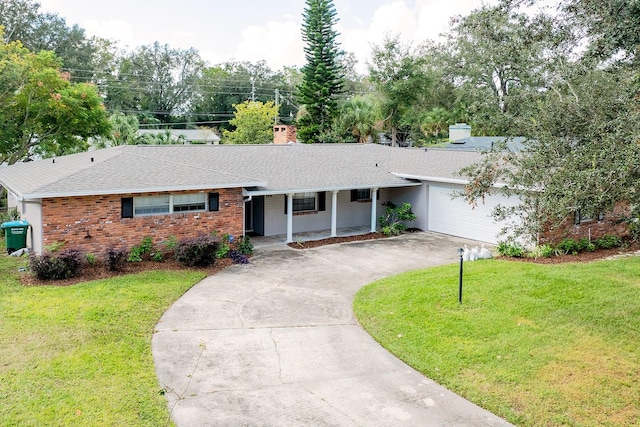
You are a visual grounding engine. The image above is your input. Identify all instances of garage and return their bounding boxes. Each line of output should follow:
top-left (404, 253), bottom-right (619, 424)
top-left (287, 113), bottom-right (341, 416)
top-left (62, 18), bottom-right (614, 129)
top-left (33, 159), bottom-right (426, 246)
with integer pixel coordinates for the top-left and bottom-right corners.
top-left (428, 184), bottom-right (518, 244)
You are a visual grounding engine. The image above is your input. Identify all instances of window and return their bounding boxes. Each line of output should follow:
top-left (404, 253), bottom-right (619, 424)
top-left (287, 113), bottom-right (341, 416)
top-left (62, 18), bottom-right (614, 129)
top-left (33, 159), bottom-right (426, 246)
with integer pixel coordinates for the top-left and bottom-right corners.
top-left (173, 193), bottom-right (206, 212)
top-left (293, 192), bottom-right (316, 212)
top-left (284, 192), bottom-right (326, 214)
top-left (134, 195), bottom-right (170, 216)
top-left (351, 189), bottom-right (371, 202)
top-left (574, 209), bottom-right (605, 225)
top-left (125, 193), bottom-right (210, 217)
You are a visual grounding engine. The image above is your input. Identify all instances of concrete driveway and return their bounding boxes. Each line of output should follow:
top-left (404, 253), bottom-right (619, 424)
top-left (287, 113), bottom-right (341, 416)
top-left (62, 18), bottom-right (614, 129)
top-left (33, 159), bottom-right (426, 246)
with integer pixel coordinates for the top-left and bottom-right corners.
top-left (152, 232), bottom-right (513, 426)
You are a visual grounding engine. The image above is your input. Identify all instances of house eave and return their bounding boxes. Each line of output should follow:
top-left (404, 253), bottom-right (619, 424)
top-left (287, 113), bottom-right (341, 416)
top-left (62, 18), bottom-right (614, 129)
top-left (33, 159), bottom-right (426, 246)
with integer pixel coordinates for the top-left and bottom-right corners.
top-left (244, 181), bottom-right (421, 197)
top-left (392, 173), bottom-right (509, 189)
top-left (22, 181), bottom-right (268, 200)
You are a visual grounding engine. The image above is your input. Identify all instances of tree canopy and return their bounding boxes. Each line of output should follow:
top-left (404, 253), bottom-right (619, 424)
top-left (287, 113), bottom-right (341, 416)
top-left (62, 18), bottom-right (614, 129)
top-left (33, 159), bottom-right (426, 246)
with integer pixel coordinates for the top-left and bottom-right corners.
top-left (456, 1), bottom-right (640, 243)
top-left (0, 36), bottom-right (110, 164)
top-left (223, 101), bottom-right (278, 144)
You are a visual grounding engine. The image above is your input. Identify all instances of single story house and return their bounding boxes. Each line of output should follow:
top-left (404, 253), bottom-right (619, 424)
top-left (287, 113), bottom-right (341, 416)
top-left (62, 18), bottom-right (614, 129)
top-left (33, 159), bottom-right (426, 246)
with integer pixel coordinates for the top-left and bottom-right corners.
top-left (0, 143), bottom-right (623, 255)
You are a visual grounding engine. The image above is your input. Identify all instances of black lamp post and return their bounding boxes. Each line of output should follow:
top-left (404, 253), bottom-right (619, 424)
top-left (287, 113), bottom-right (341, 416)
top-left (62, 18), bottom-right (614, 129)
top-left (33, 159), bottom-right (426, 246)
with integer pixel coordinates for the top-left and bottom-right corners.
top-left (457, 247), bottom-right (464, 303)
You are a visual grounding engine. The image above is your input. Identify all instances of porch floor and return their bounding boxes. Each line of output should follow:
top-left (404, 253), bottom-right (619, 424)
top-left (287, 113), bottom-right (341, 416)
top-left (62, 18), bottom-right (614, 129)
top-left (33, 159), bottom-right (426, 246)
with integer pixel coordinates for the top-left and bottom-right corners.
top-left (251, 225), bottom-right (372, 249)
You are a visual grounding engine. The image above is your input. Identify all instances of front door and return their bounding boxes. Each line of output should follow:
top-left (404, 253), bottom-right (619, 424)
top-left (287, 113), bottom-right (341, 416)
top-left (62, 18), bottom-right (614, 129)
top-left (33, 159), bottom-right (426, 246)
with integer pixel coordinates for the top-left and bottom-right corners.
top-left (245, 196), bottom-right (264, 236)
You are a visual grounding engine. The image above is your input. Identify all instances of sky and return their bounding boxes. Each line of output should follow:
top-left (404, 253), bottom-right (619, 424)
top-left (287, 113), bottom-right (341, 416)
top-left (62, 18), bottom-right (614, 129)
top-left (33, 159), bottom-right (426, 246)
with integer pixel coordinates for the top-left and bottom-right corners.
top-left (37, 0), bottom-right (496, 72)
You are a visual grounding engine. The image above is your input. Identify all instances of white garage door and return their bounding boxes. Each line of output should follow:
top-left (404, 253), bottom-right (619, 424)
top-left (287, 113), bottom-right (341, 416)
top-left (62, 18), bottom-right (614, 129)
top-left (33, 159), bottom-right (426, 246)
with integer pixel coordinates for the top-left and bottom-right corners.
top-left (428, 185), bottom-right (517, 244)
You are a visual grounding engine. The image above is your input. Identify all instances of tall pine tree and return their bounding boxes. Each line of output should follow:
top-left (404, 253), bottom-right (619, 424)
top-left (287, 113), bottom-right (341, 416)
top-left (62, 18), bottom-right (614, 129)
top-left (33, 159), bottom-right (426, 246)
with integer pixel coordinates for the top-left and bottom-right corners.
top-left (297, 0), bottom-right (344, 143)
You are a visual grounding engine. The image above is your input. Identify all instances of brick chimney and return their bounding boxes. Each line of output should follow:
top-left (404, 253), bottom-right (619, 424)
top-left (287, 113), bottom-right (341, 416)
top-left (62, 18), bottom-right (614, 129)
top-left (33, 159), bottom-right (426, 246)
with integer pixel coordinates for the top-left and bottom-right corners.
top-left (273, 125), bottom-right (297, 144)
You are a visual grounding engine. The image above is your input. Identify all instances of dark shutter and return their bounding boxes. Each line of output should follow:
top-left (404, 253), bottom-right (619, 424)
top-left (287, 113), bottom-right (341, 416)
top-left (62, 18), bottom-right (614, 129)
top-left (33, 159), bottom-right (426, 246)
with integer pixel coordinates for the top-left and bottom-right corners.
top-left (284, 195), bottom-right (288, 214)
top-left (121, 197), bottom-right (133, 218)
top-left (318, 192), bottom-right (326, 211)
top-left (209, 193), bottom-right (219, 211)
top-left (351, 189), bottom-right (357, 202)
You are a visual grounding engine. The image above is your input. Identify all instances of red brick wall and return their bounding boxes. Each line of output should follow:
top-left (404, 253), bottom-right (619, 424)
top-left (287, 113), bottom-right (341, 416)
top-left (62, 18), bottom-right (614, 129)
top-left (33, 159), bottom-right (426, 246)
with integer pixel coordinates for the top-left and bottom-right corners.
top-left (41, 188), bottom-right (244, 255)
top-left (540, 203), bottom-right (630, 245)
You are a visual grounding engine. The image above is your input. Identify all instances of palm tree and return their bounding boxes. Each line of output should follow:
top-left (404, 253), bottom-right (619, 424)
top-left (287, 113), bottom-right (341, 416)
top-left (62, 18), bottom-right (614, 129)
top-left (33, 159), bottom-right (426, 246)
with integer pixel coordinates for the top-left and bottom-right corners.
top-left (335, 97), bottom-right (381, 143)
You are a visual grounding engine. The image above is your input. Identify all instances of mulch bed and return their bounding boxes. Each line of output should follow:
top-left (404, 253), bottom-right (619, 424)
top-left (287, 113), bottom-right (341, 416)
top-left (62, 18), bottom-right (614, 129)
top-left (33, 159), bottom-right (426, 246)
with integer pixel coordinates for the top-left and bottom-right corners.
top-left (498, 242), bottom-right (640, 264)
top-left (287, 232), bottom-right (386, 249)
top-left (20, 257), bottom-right (233, 287)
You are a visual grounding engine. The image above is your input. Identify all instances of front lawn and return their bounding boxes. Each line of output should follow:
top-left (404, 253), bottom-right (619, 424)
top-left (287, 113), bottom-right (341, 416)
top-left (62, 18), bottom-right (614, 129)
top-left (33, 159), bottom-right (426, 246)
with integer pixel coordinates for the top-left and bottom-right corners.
top-left (0, 242), bottom-right (205, 426)
top-left (354, 258), bottom-right (640, 426)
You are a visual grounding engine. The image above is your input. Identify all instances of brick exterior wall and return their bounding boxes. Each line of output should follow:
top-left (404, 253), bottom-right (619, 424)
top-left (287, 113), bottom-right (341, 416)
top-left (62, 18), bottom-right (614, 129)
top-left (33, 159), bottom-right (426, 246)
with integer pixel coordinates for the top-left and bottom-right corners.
top-left (540, 203), bottom-right (630, 245)
top-left (41, 188), bottom-right (244, 255)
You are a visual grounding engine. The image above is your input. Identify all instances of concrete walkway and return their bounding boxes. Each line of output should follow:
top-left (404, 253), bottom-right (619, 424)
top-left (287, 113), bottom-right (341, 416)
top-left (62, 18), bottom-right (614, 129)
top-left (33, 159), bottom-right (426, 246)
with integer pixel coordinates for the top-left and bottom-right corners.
top-left (152, 232), bottom-right (513, 426)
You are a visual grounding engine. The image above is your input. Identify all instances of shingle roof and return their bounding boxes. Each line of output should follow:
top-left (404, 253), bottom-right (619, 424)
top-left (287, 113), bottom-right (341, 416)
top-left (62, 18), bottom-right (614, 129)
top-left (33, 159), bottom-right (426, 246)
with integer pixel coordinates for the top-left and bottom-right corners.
top-left (0, 144), bottom-right (485, 200)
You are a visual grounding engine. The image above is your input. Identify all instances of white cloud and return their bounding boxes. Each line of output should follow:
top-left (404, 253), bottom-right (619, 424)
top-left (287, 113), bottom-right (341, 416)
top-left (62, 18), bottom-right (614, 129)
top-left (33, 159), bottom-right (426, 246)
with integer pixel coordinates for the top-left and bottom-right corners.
top-left (231, 20), bottom-right (305, 70)
top-left (82, 19), bottom-right (136, 47)
top-left (339, 1), bottom-right (419, 73)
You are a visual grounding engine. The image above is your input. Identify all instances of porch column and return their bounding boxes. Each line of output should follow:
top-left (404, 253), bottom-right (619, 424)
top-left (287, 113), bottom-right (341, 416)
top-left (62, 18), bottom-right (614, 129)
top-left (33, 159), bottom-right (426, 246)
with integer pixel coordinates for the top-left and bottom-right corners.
top-left (370, 187), bottom-right (378, 233)
top-left (331, 190), bottom-right (339, 237)
top-left (286, 193), bottom-right (294, 243)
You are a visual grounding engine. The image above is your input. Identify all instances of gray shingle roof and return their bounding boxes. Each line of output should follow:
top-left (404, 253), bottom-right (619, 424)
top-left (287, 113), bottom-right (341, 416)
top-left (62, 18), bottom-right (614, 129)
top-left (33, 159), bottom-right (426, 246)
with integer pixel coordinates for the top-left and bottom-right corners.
top-left (0, 144), bottom-right (485, 200)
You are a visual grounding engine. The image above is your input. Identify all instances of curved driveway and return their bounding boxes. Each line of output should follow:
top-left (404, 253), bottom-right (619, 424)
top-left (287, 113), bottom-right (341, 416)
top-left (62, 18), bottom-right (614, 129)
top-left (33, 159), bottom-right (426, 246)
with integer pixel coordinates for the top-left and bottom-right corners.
top-left (153, 232), bottom-right (513, 426)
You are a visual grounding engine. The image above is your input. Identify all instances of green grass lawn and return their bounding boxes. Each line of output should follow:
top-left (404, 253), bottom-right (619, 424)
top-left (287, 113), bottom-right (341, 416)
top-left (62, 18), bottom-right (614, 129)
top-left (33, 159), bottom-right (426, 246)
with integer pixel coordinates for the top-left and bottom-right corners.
top-left (0, 241), bottom-right (205, 426)
top-left (354, 258), bottom-right (640, 427)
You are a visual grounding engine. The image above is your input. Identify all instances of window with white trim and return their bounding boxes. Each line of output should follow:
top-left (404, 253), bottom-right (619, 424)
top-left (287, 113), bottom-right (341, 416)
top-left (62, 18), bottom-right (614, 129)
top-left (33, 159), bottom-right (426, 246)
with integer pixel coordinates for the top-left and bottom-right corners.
top-left (131, 193), bottom-right (207, 217)
top-left (173, 193), bottom-right (206, 212)
top-left (134, 195), bottom-right (170, 216)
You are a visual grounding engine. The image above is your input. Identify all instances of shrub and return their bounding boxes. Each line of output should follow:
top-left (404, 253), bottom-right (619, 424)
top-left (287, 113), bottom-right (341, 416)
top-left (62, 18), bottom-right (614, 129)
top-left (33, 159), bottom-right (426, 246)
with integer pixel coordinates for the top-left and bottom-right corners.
top-left (237, 235), bottom-right (254, 256)
top-left (527, 244), bottom-right (555, 259)
top-left (496, 241), bottom-right (525, 258)
top-left (163, 235), bottom-right (178, 252)
top-left (128, 236), bottom-right (154, 262)
top-left (44, 241), bottom-right (65, 252)
top-left (215, 234), bottom-right (231, 259)
top-left (85, 253), bottom-right (96, 266)
top-left (577, 238), bottom-right (596, 252)
top-left (30, 253), bottom-right (67, 280)
top-left (58, 249), bottom-right (85, 277)
top-left (378, 202), bottom-right (417, 236)
top-left (106, 247), bottom-right (128, 271)
top-left (29, 248), bottom-right (85, 280)
top-left (174, 235), bottom-right (220, 267)
top-left (229, 250), bottom-right (250, 264)
top-left (594, 235), bottom-right (622, 249)
top-left (557, 238), bottom-right (581, 255)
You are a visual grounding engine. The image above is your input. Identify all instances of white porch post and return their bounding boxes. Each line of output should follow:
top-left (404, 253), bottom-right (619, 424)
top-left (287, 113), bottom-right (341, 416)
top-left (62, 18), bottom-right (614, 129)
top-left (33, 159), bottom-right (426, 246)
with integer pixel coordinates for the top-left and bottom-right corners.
top-left (286, 193), bottom-right (294, 243)
top-left (331, 190), bottom-right (339, 237)
top-left (370, 187), bottom-right (378, 233)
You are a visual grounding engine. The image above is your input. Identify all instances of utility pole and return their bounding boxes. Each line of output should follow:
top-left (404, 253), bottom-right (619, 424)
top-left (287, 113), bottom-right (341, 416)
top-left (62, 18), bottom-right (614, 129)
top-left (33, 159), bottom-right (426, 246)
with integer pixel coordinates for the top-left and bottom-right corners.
top-left (275, 88), bottom-right (280, 123)
top-left (250, 77), bottom-right (256, 101)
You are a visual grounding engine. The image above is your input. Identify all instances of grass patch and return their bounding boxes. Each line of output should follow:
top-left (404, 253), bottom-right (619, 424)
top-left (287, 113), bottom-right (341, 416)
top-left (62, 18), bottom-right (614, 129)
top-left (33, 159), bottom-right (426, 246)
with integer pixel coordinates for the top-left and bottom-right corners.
top-left (0, 239), bottom-right (205, 426)
top-left (354, 258), bottom-right (640, 426)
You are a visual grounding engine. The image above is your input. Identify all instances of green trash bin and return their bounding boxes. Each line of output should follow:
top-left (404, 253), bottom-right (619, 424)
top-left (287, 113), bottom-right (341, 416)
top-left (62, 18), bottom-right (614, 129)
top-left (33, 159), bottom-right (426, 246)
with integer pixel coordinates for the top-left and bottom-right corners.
top-left (1, 220), bottom-right (29, 254)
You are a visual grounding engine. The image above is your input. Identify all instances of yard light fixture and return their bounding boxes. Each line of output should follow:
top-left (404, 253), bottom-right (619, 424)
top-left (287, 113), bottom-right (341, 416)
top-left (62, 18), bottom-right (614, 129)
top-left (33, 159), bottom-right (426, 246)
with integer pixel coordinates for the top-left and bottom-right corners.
top-left (457, 247), bottom-right (464, 303)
